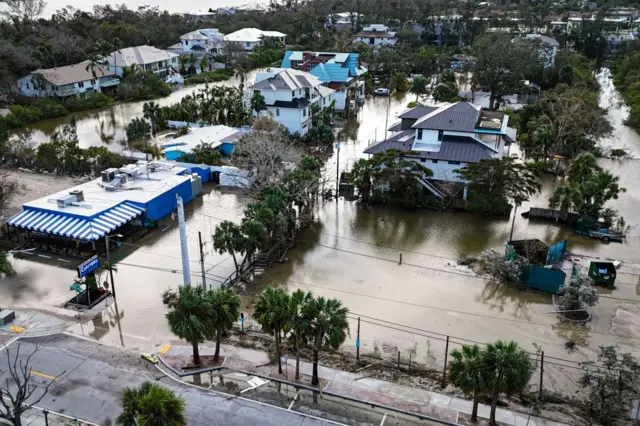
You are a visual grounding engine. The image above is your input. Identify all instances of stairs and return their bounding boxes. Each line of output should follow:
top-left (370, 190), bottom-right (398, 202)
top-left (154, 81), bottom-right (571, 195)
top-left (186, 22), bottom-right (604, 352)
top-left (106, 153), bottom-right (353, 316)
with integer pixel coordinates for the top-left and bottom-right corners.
top-left (417, 178), bottom-right (444, 199)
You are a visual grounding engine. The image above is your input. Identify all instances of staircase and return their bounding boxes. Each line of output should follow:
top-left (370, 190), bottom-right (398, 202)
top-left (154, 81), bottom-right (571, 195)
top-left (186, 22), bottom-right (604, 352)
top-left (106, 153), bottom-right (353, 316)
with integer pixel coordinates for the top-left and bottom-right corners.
top-left (417, 178), bottom-right (444, 199)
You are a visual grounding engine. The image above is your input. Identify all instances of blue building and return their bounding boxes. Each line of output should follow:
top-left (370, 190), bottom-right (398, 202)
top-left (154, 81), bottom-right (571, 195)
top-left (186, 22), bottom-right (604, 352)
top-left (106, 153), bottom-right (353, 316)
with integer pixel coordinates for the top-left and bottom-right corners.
top-left (162, 125), bottom-right (249, 161)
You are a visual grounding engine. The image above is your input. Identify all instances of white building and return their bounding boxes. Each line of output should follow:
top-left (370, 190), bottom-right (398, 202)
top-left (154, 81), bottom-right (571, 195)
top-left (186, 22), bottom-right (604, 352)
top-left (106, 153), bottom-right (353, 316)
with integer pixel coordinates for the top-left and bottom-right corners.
top-left (352, 24), bottom-right (397, 47)
top-left (325, 12), bottom-right (362, 31)
top-left (223, 28), bottom-right (286, 52)
top-left (364, 102), bottom-right (515, 199)
top-left (162, 125), bottom-right (249, 161)
top-left (179, 28), bottom-right (224, 53)
top-left (101, 45), bottom-right (179, 77)
top-left (16, 64), bottom-right (119, 98)
top-left (524, 34), bottom-right (559, 68)
top-left (245, 68), bottom-right (335, 136)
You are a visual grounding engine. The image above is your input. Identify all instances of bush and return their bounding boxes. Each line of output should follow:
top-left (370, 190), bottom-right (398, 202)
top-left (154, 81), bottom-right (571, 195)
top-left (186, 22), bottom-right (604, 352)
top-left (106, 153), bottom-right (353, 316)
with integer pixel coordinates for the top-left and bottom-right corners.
top-left (480, 248), bottom-right (529, 283)
top-left (117, 71), bottom-right (172, 101)
top-left (126, 118), bottom-right (151, 141)
top-left (184, 69), bottom-right (233, 85)
top-left (64, 92), bottom-right (115, 112)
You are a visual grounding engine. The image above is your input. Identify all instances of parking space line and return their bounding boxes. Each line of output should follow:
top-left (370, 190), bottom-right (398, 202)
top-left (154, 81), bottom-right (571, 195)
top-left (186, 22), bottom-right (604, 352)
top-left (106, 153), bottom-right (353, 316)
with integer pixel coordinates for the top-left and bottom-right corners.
top-left (30, 370), bottom-right (59, 381)
top-left (287, 390), bottom-right (300, 411)
top-left (380, 413), bottom-right (387, 426)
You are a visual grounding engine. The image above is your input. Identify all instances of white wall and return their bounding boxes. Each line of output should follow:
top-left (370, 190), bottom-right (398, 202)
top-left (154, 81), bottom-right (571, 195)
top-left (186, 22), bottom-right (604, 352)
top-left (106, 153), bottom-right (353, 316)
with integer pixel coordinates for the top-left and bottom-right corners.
top-left (17, 74), bottom-right (113, 98)
top-left (411, 157), bottom-right (467, 182)
top-left (353, 36), bottom-right (397, 47)
top-left (263, 106), bottom-right (309, 135)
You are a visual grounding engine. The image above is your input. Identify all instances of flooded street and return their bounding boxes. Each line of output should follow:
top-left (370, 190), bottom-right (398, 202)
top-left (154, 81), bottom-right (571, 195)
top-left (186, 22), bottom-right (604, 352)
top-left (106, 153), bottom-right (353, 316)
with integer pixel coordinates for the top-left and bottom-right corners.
top-left (2, 69), bottom-right (640, 387)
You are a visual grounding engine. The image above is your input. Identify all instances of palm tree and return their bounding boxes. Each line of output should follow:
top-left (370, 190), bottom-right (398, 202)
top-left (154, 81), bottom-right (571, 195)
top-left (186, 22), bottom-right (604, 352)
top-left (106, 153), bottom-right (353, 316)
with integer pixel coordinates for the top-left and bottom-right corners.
top-left (200, 55), bottom-right (209, 73)
top-left (208, 287), bottom-right (240, 362)
top-left (213, 221), bottom-right (242, 275)
top-left (162, 286), bottom-right (213, 366)
top-left (234, 68), bottom-right (248, 91)
top-left (483, 340), bottom-right (534, 426)
top-left (179, 55), bottom-right (188, 75)
top-left (116, 381), bottom-right (186, 426)
top-left (254, 287), bottom-right (290, 374)
top-left (239, 219), bottom-right (268, 266)
top-left (288, 289), bottom-right (314, 379)
top-left (0, 251), bottom-right (15, 277)
top-left (410, 75), bottom-right (428, 101)
top-left (549, 185), bottom-right (584, 217)
top-left (449, 344), bottom-right (487, 422)
top-left (350, 158), bottom-right (375, 204)
top-left (302, 297), bottom-right (349, 386)
top-left (143, 101), bottom-right (160, 136)
top-left (85, 52), bottom-right (103, 79)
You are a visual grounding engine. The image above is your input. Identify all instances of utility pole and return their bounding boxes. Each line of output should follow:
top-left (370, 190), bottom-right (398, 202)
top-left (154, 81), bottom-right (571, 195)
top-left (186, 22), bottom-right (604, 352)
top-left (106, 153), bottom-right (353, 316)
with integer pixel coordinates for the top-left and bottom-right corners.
top-left (384, 66), bottom-right (393, 141)
top-left (509, 204), bottom-right (518, 242)
top-left (176, 194), bottom-right (191, 287)
top-left (198, 231), bottom-right (207, 289)
top-left (335, 139), bottom-right (340, 199)
top-left (104, 235), bottom-right (116, 298)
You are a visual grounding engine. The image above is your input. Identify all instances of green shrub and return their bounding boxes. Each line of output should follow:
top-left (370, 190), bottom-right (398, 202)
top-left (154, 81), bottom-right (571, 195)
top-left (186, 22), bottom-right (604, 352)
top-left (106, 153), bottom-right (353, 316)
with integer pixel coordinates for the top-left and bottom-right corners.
top-left (184, 69), bottom-right (233, 85)
top-left (117, 71), bottom-right (172, 101)
top-left (64, 92), bottom-right (115, 111)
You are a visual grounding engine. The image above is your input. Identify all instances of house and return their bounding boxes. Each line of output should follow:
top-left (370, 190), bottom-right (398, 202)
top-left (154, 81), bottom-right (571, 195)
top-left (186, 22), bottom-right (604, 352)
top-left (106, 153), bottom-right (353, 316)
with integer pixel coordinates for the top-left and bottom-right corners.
top-left (281, 51), bottom-right (367, 110)
top-left (245, 68), bottom-right (335, 136)
top-left (100, 45), bottom-right (179, 77)
top-left (223, 28), bottom-right (286, 52)
top-left (182, 10), bottom-right (216, 21)
top-left (363, 102), bottom-right (515, 199)
top-left (17, 64), bottom-right (119, 98)
top-left (523, 34), bottom-right (559, 68)
top-left (352, 24), bottom-right (397, 48)
top-left (422, 15), bottom-right (466, 46)
top-left (162, 125), bottom-right (250, 160)
top-left (606, 31), bottom-right (635, 55)
top-left (178, 29), bottom-right (224, 54)
top-left (325, 12), bottom-right (362, 31)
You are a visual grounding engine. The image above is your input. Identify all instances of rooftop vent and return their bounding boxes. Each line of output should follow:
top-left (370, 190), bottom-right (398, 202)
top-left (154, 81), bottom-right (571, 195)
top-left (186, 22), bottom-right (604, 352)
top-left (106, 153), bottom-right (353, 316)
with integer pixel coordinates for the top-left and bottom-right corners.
top-left (69, 189), bottom-right (84, 202)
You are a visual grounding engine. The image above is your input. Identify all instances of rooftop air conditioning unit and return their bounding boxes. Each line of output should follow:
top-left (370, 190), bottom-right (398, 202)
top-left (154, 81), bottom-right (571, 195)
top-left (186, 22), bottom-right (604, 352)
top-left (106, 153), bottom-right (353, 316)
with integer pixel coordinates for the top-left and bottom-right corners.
top-left (56, 194), bottom-right (76, 208)
top-left (69, 189), bottom-right (84, 202)
top-left (116, 173), bottom-right (128, 185)
top-left (101, 168), bottom-right (118, 183)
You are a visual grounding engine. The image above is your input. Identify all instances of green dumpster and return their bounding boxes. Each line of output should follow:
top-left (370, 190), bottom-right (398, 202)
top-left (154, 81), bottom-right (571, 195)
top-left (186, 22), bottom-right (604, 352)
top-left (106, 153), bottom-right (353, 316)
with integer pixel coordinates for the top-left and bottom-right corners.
top-left (588, 261), bottom-right (617, 286)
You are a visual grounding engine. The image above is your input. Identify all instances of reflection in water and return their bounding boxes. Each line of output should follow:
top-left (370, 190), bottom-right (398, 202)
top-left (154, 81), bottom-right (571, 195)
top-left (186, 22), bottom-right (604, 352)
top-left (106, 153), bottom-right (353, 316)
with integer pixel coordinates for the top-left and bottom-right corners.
top-left (475, 281), bottom-right (550, 320)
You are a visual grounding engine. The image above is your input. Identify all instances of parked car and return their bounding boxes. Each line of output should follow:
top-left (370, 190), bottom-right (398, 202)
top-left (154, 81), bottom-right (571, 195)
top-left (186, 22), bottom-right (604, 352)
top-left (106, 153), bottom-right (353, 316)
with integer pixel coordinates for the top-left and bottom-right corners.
top-left (588, 228), bottom-right (624, 243)
top-left (375, 88), bottom-right (390, 96)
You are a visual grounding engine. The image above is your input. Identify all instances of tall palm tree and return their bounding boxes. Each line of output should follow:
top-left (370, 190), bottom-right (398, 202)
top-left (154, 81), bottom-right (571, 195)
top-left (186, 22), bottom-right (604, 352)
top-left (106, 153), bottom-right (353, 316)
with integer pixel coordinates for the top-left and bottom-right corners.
top-left (288, 289), bottom-right (314, 379)
top-left (410, 75), bottom-right (428, 101)
top-left (143, 101), bottom-right (160, 136)
top-left (448, 344), bottom-right (487, 422)
top-left (116, 381), bottom-right (186, 426)
top-left (85, 52), bottom-right (103, 80)
top-left (302, 297), bottom-right (349, 386)
top-left (254, 287), bottom-right (290, 374)
top-left (549, 185), bottom-right (584, 216)
top-left (162, 286), bottom-right (213, 366)
top-left (239, 219), bottom-right (268, 266)
top-left (0, 251), bottom-right (15, 277)
top-left (213, 220), bottom-right (242, 275)
top-left (208, 287), bottom-right (240, 362)
top-left (483, 340), bottom-right (534, 426)
top-left (234, 68), bottom-right (248, 91)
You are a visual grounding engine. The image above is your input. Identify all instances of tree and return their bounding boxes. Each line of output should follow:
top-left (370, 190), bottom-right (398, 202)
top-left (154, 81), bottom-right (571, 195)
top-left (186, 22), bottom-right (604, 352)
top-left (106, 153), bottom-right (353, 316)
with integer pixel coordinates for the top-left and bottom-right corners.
top-left (410, 75), bottom-right (427, 101)
top-left (0, 0), bottom-right (46, 20)
top-left (126, 118), bottom-right (150, 142)
top-left (302, 297), bottom-right (349, 386)
top-left (482, 341), bottom-right (534, 426)
top-left (457, 157), bottom-right (541, 216)
top-left (449, 344), bottom-right (487, 422)
top-left (472, 34), bottom-right (541, 109)
top-left (350, 158), bottom-right (375, 204)
top-left (251, 92), bottom-right (266, 116)
top-left (162, 286), bottom-right (213, 366)
top-left (207, 287), bottom-right (240, 363)
top-left (480, 249), bottom-right (529, 284)
top-left (213, 221), bottom-right (242, 275)
top-left (0, 170), bottom-right (22, 218)
top-left (558, 271), bottom-right (599, 311)
top-left (432, 82), bottom-right (459, 103)
top-left (143, 101), bottom-right (161, 136)
top-left (288, 289), bottom-right (314, 380)
top-left (254, 287), bottom-right (290, 374)
top-left (0, 252), bottom-right (15, 277)
top-left (85, 53), bottom-right (103, 79)
top-left (0, 345), bottom-right (61, 426)
top-left (549, 185), bottom-right (584, 216)
top-left (116, 381), bottom-right (186, 426)
top-left (390, 71), bottom-right (408, 92)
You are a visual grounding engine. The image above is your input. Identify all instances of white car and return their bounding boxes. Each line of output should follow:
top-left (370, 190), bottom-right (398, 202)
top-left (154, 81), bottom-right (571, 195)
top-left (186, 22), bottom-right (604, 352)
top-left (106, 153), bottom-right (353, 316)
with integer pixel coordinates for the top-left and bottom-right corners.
top-left (375, 88), bottom-right (390, 96)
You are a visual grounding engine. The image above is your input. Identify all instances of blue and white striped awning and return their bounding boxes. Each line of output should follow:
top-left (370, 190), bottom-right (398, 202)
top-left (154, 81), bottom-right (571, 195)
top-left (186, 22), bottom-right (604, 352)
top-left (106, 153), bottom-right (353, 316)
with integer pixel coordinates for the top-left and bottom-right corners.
top-left (7, 201), bottom-right (145, 242)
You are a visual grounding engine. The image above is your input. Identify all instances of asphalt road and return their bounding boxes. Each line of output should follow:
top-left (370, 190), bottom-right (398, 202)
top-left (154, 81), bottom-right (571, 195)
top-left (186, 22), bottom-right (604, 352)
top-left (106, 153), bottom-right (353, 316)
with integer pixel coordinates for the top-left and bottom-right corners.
top-left (0, 334), bottom-right (336, 426)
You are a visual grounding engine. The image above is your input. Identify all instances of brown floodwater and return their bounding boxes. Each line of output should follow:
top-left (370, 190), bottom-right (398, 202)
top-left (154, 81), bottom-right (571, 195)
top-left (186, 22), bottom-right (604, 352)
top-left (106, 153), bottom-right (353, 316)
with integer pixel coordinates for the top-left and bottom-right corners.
top-left (2, 70), bottom-right (640, 381)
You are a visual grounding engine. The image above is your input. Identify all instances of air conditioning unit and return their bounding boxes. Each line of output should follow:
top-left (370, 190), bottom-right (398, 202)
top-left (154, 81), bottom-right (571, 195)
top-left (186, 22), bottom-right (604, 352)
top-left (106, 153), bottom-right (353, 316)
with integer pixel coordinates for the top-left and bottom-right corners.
top-left (56, 194), bottom-right (76, 208)
top-left (116, 173), bottom-right (128, 185)
top-left (69, 189), bottom-right (84, 202)
top-left (101, 168), bottom-right (118, 183)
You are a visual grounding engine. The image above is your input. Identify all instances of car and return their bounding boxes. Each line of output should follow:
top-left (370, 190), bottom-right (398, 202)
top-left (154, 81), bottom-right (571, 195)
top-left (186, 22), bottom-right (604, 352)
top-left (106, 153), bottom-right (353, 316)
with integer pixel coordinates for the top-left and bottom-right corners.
top-left (374, 88), bottom-right (390, 96)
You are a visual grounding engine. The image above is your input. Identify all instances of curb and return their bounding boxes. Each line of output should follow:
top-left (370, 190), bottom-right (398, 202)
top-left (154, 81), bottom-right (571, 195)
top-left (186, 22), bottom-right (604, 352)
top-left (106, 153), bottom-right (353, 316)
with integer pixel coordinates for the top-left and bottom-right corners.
top-left (157, 354), bottom-right (225, 377)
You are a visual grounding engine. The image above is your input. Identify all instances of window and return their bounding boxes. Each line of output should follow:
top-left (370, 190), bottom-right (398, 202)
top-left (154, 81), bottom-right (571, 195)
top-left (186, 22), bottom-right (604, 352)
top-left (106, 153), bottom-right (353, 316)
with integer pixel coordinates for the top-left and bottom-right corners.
top-left (417, 129), bottom-right (423, 139)
top-left (246, 42), bottom-right (250, 47)
top-left (276, 108), bottom-right (280, 117)
top-left (303, 108), bottom-right (307, 117)
top-left (254, 90), bottom-right (260, 95)
top-left (292, 91), bottom-right (295, 97)
top-left (432, 160), bottom-right (438, 164)
top-left (185, 40), bottom-right (189, 45)
top-left (78, 81), bottom-right (85, 88)
top-left (420, 158), bottom-right (426, 163)
top-left (91, 79), bottom-right (96, 85)
top-left (438, 130), bottom-right (444, 141)
top-left (448, 161), bottom-right (461, 165)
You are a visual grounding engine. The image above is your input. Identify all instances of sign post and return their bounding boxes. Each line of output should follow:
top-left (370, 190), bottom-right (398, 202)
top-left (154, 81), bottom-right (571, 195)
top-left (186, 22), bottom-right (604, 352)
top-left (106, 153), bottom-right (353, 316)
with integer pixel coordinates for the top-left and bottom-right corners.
top-left (77, 255), bottom-right (99, 278)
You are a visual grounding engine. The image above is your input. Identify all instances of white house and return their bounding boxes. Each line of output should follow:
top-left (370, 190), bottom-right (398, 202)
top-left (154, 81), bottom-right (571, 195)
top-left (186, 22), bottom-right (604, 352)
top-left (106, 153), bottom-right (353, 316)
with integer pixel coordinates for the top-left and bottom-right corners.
top-left (352, 24), bottom-right (397, 47)
top-left (17, 64), bottom-right (119, 98)
top-left (178, 28), bottom-right (224, 54)
top-left (524, 34), bottom-right (559, 68)
top-left (325, 12), bottom-right (362, 31)
top-left (101, 45), bottom-right (179, 77)
top-left (223, 28), bottom-right (286, 52)
top-left (364, 102), bottom-right (515, 199)
top-left (245, 68), bottom-right (335, 136)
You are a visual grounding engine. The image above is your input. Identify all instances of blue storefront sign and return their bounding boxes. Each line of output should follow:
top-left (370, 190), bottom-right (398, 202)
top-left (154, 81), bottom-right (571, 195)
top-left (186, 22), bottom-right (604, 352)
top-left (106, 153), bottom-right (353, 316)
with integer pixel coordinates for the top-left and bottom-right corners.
top-left (77, 255), bottom-right (99, 278)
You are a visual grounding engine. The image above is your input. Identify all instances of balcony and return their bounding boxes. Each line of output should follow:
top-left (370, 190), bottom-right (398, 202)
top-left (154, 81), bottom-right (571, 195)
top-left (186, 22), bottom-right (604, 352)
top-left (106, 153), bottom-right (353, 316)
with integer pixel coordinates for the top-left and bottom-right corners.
top-left (100, 79), bottom-right (120, 88)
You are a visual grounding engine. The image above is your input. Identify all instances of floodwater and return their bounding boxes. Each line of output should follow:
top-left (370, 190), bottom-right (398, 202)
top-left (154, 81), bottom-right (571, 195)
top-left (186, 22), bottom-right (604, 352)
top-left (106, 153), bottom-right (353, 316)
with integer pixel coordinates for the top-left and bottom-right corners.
top-left (1, 70), bottom-right (640, 382)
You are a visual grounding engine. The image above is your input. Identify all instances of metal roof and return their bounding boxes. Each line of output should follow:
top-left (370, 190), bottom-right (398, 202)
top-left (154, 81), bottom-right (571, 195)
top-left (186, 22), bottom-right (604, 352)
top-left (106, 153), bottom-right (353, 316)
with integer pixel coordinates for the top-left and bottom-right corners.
top-left (398, 105), bottom-right (438, 119)
top-left (272, 98), bottom-right (311, 109)
top-left (102, 45), bottom-right (178, 67)
top-left (32, 64), bottom-right (114, 86)
top-left (248, 69), bottom-right (323, 91)
top-left (413, 102), bottom-right (480, 132)
top-left (223, 28), bottom-right (286, 43)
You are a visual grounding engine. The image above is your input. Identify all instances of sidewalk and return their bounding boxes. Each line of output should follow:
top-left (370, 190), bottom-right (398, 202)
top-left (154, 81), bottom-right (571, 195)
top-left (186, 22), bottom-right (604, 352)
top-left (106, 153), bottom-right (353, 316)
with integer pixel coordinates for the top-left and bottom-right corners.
top-left (161, 343), bottom-right (567, 426)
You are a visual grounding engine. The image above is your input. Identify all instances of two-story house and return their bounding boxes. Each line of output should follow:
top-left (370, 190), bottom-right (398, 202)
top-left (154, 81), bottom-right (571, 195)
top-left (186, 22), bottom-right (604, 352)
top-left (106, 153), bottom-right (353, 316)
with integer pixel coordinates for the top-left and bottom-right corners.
top-left (179, 28), bottom-right (224, 54)
top-left (325, 12), bottom-right (362, 32)
top-left (364, 102), bottom-right (516, 199)
top-left (352, 24), bottom-right (397, 48)
top-left (245, 68), bottom-right (335, 136)
top-left (101, 45), bottom-right (179, 77)
top-left (223, 28), bottom-right (286, 52)
top-left (17, 64), bottom-right (119, 98)
top-left (281, 51), bottom-right (367, 111)
top-left (523, 34), bottom-right (559, 68)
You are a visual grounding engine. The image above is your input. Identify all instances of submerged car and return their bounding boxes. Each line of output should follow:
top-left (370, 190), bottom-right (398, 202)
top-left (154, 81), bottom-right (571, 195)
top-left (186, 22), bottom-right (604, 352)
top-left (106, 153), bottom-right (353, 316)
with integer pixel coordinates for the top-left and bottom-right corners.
top-left (374, 88), bottom-right (390, 96)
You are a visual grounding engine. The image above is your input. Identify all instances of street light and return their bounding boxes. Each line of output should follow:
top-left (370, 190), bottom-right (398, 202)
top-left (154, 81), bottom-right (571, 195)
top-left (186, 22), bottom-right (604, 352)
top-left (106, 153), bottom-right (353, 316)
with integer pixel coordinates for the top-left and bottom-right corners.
top-left (105, 233), bottom-right (123, 299)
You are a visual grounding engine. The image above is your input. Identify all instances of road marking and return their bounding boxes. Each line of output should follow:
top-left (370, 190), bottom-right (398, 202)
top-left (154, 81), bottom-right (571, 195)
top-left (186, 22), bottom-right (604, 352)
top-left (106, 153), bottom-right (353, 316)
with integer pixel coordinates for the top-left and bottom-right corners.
top-left (159, 344), bottom-right (172, 354)
top-left (38, 255), bottom-right (51, 259)
top-left (380, 413), bottom-right (387, 426)
top-left (8, 326), bottom-right (24, 333)
top-left (57, 258), bottom-right (71, 263)
top-left (30, 370), bottom-right (59, 381)
top-left (287, 390), bottom-right (300, 411)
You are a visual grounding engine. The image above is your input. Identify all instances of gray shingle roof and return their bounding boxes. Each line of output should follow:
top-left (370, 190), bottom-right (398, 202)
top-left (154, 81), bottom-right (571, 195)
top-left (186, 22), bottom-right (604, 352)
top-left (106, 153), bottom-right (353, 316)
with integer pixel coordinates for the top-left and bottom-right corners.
top-left (388, 121), bottom-right (403, 132)
top-left (247, 68), bottom-right (322, 91)
top-left (398, 105), bottom-right (438, 119)
top-left (413, 102), bottom-right (480, 132)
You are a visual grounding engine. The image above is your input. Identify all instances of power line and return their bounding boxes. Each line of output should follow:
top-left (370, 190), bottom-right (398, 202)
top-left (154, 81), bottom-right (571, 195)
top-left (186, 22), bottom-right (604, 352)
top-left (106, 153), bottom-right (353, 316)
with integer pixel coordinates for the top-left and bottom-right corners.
top-left (117, 261), bottom-right (226, 284)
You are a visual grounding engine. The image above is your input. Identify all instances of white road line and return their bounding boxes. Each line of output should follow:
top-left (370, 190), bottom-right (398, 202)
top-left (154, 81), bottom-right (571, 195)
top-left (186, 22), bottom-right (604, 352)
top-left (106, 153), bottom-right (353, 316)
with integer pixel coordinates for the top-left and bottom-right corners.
top-left (38, 255), bottom-right (51, 259)
top-left (0, 336), bottom-right (21, 351)
top-left (57, 258), bottom-right (71, 263)
top-left (380, 413), bottom-right (387, 426)
top-left (287, 390), bottom-right (300, 411)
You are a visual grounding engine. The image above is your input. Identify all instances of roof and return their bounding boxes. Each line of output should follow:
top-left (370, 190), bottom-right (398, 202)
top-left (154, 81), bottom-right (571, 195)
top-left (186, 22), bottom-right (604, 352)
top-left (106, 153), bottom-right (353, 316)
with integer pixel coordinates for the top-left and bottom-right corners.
top-left (353, 31), bottom-right (396, 38)
top-left (32, 64), bottom-right (114, 86)
top-left (180, 29), bottom-right (222, 40)
top-left (223, 28), bottom-right (286, 43)
top-left (281, 51), bottom-right (366, 82)
top-left (248, 68), bottom-right (323, 91)
top-left (317, 85), bottom-right (334, 98)
top-left (524, 34), bottom-right (560, 47)
top-left (102, 45), bottom-right (178, 67)
top-left (398, 105), bottom-right (438, 119)
top-left (363, 131), bottom-right (495, 163)
top-left (162, 126), bottom-right (246, 153)
top-left (271, 98), bottom-right (311, 109)
top-left (413, 102), bottom-right (481, 132)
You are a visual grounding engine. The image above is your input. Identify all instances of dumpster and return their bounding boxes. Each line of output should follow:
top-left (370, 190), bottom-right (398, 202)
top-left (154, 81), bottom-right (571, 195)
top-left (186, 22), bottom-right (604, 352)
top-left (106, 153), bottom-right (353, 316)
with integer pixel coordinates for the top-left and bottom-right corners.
top-left (588, 261), bottom-right (617, 286)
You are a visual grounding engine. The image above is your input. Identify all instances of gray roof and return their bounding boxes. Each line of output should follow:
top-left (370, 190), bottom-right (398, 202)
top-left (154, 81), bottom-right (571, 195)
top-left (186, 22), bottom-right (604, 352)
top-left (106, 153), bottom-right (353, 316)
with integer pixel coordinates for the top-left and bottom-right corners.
top-left (248, 68), bottom-right (323, 91)
top-left (398, 105), bottom-right (438, 119)
top-left (271, 98), bottom-right (311, 109)
top-left (364, 131), bottom-right (494, 163)
top-left (388, 121), bottom-right (403, 132)
top-left (413, 102), bottom-right (480, 132)
top-left (33, 64), bottom-right (114, 86)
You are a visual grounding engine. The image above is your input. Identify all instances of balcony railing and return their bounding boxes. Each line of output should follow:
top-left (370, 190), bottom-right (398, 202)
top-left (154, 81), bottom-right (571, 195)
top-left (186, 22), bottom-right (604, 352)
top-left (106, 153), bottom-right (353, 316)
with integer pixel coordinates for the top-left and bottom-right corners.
top-left (100, 79), bottom-right (120, 87)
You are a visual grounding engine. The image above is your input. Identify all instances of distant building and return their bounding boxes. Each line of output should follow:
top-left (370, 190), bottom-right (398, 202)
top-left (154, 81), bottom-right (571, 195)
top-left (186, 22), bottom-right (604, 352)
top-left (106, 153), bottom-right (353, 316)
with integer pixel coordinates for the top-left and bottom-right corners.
top-left (281, 51), bottom-right (368, 110)
top-left (17, 64), bottom-right (119, 98)
top-left (352, 24), bottom-right (397, 48)
top-left (606, 31), bottom-right (636, 55)
top-left (182, 10), bottom-right (216, 21)
top-left (325, 12), bottom-right (362, 31)
top-left (365, 102), bottom-right (515, 199)
top-left (162, 125), bottom-right (249, 160)
top-left (223, 28), bottom-right (286, 52)
top-left (422, 15), bottom-right (465, 46)
top-left (522, 34), bottom-right (560, 68)
top-left (178, 28), bottom-right (224, 54)
top-left (245, 68), bottom-right (335, 136)
top-left (101, 45), bottom-right (179, 77)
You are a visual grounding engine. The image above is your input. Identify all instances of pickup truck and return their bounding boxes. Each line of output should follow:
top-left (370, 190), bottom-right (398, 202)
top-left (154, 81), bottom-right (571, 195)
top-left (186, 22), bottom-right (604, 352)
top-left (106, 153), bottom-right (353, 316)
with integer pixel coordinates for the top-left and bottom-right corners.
top-left (588, 228), bottom-right (624, 243)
